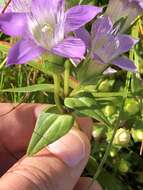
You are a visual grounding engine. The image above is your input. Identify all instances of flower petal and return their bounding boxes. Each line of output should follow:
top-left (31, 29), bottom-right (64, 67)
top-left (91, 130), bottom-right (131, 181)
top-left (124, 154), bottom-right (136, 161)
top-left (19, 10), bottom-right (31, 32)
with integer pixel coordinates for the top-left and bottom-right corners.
top-left (52, 37), bottom-right (86, 59)
top-left (65, 5), bottom-right (102, 33)
top-left (111, 34), bottom-right (138, 59)
top-left (0, 13), bottom-right (27, 36)
top-left (74, 27), bottom-right (90, 48)
top-left (112, 56), bottom-right (137, 72)
top-left (91, 16), bottom-right (113, 39)
top-left (31, 0), bottom-right (61, 15)
top-left (92, 34), bottom-right (116, 63)
top-left (7, 39), bottom-right (45, 65)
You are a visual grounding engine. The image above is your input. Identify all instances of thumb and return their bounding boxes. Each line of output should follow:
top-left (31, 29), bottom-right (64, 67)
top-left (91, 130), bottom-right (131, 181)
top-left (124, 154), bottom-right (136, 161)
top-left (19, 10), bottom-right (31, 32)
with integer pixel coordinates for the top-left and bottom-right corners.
top-left (0, 129), bottom-right (90, 190)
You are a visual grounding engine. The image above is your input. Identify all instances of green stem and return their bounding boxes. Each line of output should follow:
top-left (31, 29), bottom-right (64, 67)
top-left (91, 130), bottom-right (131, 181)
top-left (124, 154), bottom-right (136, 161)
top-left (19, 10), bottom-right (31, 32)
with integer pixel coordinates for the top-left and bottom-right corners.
top-left (89, 109), bottom-right (122, 183)
top-left (64, 60), bottom-right (70, 97)
top-left (53, 74), bottom-right (63, 113)
top-left (87, 73), bottom-right (130, 190)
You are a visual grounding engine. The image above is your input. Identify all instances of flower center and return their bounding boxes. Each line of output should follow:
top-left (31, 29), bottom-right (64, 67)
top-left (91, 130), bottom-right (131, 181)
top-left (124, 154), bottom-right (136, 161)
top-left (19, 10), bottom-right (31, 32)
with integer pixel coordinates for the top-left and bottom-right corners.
top-left (27, 1), bottom-right (65, 50)
top-left (41, 24), bottom-right (54, 34)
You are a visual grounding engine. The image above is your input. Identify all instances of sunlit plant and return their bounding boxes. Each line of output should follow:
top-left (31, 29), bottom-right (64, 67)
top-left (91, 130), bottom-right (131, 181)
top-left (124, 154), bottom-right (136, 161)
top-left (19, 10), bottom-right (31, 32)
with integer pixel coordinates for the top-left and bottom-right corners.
top-left (0, 0), bottom-right (143, 189)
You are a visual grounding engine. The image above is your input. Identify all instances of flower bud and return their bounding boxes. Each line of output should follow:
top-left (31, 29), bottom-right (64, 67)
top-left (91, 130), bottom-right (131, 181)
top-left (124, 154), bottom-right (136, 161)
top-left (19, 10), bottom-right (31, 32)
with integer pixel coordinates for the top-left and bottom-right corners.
top-left (98, 80), bottom-right (114, 92)
top-left (103, 105), bottom-right (116, 116)
top-left (124, 98), bottom-right (139, 116)
top-left (113, 128), bottom-right (130, 146)
top-left (131, 128), bottom-right (143, 142)
top-left (110, 147), bottom-right (118, 157)
top-left (118, 158), bottom-right (130, 173)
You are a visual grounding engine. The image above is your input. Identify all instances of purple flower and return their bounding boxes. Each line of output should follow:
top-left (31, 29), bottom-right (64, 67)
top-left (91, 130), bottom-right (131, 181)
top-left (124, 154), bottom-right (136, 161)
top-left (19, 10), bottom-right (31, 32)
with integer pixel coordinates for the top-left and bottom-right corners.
top-left (105, 0), bottom-right (143, 32)
top-left (0, 0), bottom-right (102, 65)
top-left (75, 16), bottom-right (137, 72)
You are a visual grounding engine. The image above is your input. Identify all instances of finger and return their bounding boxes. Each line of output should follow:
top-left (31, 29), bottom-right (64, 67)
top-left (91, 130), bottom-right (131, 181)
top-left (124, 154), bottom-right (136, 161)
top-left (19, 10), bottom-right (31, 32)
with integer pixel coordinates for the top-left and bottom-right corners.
top-left (0, 103), bottom-right (46, 175)
top-left (76, 117), bottom-right (93, 140)
top-left (0, 129), bottom-right (90, 190)
top-left (74, 177), bottom-right (102, 190)
top-left (0, 103), bottom-right (46, 152)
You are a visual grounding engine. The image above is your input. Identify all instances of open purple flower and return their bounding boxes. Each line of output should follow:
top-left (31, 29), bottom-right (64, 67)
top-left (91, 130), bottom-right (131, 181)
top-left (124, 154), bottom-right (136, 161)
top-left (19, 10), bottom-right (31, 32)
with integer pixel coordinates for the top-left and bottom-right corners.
top-left (0, 0), bottom-right (102, 65)
top-left (76, 16), bottom-right (137, 72)
top-left (105, 0), bottom-right (143, 32)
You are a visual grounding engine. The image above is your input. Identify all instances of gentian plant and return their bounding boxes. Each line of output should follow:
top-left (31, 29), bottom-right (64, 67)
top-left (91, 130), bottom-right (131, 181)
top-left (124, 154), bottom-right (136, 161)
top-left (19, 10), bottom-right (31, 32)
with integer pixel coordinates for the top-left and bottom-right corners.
top-left (0, 0), bottom-right (143, 189)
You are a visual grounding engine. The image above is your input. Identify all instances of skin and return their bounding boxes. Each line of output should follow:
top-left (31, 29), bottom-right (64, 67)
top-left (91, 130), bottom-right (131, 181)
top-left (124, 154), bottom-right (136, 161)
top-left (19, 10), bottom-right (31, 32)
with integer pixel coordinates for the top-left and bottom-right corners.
top-left (0, 103), bottom-right (102, 190)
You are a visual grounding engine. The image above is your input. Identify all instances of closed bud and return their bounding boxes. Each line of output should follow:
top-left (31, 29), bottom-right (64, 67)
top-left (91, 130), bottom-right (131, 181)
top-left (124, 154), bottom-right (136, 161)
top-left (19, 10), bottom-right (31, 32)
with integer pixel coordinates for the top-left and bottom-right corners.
top-left (103, 105), bottom-right (116, 116)
top-left (124, 98), bottom-right (139, 116)
top-left (131, 128), bottom-right (143, 142)
top-left (98, 80), bottom-right (114, 92)
top-left (113, 128), bottom-right (130, 146)
top-left (118, 158), bottom-right (130, 173)
top-left (110, 147), bottom-right (118, 157)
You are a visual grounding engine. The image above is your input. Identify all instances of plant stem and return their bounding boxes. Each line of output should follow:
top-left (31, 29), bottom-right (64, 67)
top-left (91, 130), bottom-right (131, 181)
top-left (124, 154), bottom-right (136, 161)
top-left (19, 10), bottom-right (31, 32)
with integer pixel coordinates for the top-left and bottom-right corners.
top-left (1, 0), bottom-right (12, 13)
top-left (64, 60), bottom-right (70, 97)
top-left (91, 110), bottom-right (122, 181)
top-left (87, 73), bottom-right (130, 190)
top-left (53, 74), bottom-right (63, 113)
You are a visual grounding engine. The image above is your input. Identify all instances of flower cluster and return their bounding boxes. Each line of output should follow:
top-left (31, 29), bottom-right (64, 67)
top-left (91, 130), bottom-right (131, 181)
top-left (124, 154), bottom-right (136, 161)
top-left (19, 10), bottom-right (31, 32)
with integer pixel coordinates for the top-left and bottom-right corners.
top-left (0, 0), bottom-right (102, 65)
top-left (0, 0), bottom-right (142, 72)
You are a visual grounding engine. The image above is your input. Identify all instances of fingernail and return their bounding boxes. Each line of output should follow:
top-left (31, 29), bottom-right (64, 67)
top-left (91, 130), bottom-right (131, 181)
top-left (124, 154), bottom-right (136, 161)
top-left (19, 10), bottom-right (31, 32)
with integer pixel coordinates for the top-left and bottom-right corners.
top-left (47, 130), bottom-right (85, 167)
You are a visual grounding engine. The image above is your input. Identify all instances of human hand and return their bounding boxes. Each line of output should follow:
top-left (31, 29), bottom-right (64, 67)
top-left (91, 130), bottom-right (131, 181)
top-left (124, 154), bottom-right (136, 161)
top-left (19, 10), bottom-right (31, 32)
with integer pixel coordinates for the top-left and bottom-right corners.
top-left (0, 103), bottom-right (102, 190)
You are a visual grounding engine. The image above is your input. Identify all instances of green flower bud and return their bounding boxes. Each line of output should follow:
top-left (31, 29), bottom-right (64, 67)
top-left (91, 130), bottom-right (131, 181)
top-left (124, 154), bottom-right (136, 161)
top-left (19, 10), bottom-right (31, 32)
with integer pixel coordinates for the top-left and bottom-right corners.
top-left (131, 128), bottom-right (143, 142)
top-left (110, 147), bottom-right (118, 157)
top-left (118, 159), bottom-right (130, 173)
top-left (113, 128), bottom-right (130, 146)
top-left (103, 105), bottom-right (116, 116)
top-left (98, 80), bottom-right (114, 92)
top-left (124, 98), bottom-right (139, 116)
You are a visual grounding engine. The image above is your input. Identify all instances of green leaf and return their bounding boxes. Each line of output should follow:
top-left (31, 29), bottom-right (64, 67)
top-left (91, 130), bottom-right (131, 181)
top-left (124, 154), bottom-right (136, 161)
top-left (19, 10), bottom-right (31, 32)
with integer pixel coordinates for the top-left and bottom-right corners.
top-left (79, 109), bottom-right (111, 127)
top-left (0, 84), bottom-right (55, 93)
top-left (64, 97), bottom-right (111, 127)
top-left (65, 97), bottom-right (96, 108)
top-left (27, 112), bottom-right (74, 156)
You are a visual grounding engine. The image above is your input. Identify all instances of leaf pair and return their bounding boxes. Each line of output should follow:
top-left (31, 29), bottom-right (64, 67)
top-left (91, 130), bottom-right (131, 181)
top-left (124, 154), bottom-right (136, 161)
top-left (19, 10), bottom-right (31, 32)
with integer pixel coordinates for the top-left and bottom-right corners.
top-left (65, 97), bottom-right (112, 127)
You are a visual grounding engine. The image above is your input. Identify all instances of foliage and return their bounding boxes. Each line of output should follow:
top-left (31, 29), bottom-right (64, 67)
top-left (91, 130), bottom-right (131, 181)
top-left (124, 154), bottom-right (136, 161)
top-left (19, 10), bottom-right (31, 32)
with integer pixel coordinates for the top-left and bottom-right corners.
top-left (0, 0), bottom-right (143, 190)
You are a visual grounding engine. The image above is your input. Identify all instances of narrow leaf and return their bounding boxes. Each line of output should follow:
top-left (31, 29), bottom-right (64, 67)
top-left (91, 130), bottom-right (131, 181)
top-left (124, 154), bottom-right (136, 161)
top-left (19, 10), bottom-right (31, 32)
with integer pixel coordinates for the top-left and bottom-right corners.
top-left (0, 84), bottom-right (54, 93)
